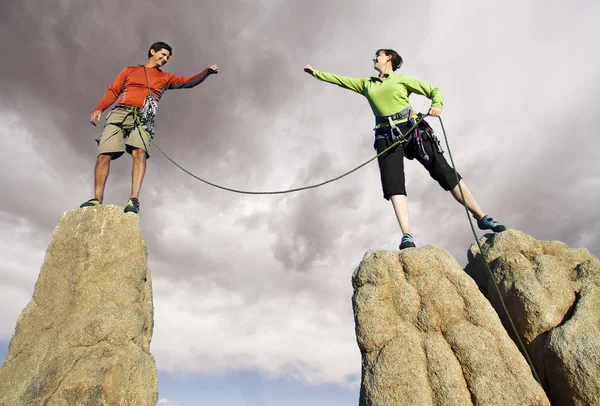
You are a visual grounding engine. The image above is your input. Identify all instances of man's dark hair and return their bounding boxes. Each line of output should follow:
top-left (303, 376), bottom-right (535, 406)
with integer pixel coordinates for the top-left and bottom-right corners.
top-left (148, 42), bottom-right (173, 58)
top-left (377, 49), bottom-right (403, 71)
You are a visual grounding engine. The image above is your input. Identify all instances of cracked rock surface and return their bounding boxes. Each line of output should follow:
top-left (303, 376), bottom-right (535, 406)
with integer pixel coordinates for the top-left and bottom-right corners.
top-left (0, 205), bottom-right (158, 405)
top-left (352, 246), bottom-right (549, 406)
top-left (466, 230), bottom-right (600, 406)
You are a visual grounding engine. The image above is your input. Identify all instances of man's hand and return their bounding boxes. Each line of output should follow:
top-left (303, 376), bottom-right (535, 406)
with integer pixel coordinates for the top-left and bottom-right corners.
top-left (428, 106), bottom-right (442, 117)
top-left (90, 110), bottom-right (102, 126)
top-left (304, 64), bottom-right (314, 75)
top-left (208, 65), bottom-right (218, 74)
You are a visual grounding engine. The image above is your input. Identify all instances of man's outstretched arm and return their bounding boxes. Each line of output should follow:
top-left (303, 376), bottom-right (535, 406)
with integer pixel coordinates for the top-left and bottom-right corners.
top-left (167, 65), bottom-right (218, 89)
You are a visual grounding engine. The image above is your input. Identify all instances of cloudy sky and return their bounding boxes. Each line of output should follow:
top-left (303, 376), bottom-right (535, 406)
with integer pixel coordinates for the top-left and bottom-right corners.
top-left (1, 0), bottom-right (599, 404)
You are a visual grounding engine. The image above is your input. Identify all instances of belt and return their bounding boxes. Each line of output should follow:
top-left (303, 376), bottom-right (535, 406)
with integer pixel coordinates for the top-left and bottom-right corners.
top-left (114, 104), bottom-right (139, 111)
top-left (375, 107), bottom-right (411, 126)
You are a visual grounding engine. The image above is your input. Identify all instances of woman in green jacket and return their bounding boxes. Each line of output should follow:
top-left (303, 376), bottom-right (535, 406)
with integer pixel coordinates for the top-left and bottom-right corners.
top-left (304, 49), bottom-right (505, 249)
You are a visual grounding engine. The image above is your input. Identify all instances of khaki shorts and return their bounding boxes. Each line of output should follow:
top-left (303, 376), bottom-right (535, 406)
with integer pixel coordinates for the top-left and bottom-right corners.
top-left (97, 107), bottom-right (152, 159)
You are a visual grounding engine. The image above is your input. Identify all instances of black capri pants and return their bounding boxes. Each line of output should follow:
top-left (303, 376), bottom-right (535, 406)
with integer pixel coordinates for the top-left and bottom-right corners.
top-left (375, 121), bottom-right (461, 200)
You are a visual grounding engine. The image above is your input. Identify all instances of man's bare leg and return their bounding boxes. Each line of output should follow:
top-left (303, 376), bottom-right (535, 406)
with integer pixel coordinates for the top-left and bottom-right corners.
top-left (93, 153), bottom-right (113, 203)
top-left (130, 147), bottom-right (147, 199)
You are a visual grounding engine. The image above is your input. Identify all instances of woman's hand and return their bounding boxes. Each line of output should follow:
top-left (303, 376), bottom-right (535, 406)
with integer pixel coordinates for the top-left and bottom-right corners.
top-left (428, 106), bottom-right (442, 117)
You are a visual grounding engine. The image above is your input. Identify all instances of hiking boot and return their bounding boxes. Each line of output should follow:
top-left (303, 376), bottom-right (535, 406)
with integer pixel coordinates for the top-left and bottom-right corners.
top-left (80, 198), bottom-right (101, 208)
top-left (399, 233), bottom-right (416, 250)
top-left (124, 197), bottom-right (140, 214)
top-left (477, 215), bottom-right (506, 232)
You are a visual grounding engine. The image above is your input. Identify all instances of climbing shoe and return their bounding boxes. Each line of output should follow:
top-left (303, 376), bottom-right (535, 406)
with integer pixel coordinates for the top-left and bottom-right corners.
top-left (399, 233), bottom-right (416, 250)
top-left (80, 198), bottom-right (101, 208)
top-left (124, 197), bottom-right (140, 214)
top-left (477, 215), bottom-right (506, 232)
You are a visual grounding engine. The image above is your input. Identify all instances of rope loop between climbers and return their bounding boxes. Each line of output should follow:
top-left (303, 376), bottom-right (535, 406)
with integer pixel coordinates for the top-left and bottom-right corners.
top-left (154, 113), bottom-right (543, 385)
top-left (152, 114), bottom-right (427, 195)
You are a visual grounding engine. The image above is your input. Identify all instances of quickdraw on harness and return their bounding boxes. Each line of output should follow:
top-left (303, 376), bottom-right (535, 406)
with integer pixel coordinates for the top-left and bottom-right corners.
top-left (139, 65), bottom-right (158, 136)
top-left (95, 105), bottom-right (148, 145)
top-left (409, 112), bottom-right (445, 161)
top-left (95, 105), bottom-right (138, 145)
top-left (374, 107), bottom-right (444, 161)
top-left (374, 107), bottom-right (412, 144)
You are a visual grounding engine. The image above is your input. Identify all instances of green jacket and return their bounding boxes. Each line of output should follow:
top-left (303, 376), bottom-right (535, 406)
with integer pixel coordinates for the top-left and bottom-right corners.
top-left (311, 70), bottom-right (443, 126)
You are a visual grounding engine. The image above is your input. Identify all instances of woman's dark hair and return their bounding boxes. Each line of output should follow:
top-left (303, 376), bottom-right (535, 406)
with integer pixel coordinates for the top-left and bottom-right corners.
top-left (377, 49), bottom-right (403, 71)
top-left (148, 42), bottom-right (173, 58)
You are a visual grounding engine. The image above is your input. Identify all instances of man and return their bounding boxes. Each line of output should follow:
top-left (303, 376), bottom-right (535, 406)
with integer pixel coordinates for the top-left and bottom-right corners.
top-left (304, 49), bottom-right (506, 249)
top-left (80, 41), bottom-right (218, 214)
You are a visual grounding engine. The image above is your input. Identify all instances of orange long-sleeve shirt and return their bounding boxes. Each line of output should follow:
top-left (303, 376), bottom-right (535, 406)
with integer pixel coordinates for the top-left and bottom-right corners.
top-left (94, 65), bottom-right (211, 112)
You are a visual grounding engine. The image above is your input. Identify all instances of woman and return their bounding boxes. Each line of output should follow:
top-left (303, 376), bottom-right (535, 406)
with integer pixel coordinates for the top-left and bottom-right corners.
top-left (304, 49), bottom-right (505, 249)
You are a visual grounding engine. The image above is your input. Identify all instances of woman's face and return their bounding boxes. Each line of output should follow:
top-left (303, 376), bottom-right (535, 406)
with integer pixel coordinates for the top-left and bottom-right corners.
top-left (373, 51), bottom-right (391, 72)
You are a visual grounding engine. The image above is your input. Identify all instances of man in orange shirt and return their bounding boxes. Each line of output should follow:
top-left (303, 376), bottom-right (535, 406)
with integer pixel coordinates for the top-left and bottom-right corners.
top-left (80, 41), bottom-right (218, 214)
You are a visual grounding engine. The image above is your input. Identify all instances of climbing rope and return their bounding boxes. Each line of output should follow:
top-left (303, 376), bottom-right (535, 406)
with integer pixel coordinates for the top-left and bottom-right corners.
top-left (152, 114), bottom-right (427, 195)
top-left (437, 116), bottom-right (542, 385)
top-left (154, 113), bottom-right (541, 384)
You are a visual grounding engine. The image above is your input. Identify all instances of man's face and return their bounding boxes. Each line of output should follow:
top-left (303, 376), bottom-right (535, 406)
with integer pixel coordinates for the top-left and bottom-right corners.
top-left (151, 48), bottom-right (170, 67)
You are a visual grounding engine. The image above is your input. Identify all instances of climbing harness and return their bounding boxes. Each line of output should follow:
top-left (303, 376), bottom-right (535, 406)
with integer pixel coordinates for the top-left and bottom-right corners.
top-left (95, 105), bottom-right (151, 156)
top-left (373, 111), bottom-right (444, 162)
top-left (373, 107), bottom-right (412, 144)
top-left (95, 105), bottom-right (139, 145)
top-left (374, 106), bottom-right (411, 125)
top-left (373, 117), bottom-right (409, 144)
